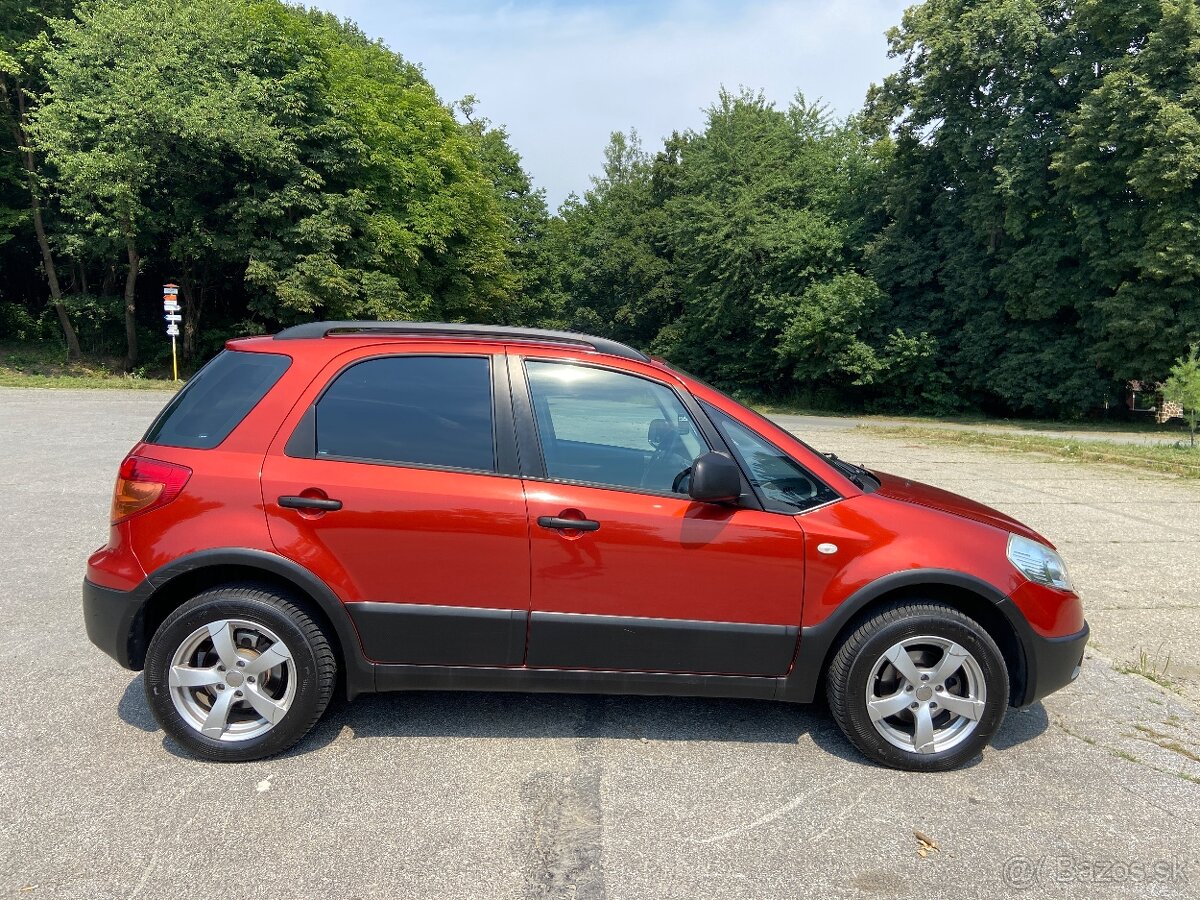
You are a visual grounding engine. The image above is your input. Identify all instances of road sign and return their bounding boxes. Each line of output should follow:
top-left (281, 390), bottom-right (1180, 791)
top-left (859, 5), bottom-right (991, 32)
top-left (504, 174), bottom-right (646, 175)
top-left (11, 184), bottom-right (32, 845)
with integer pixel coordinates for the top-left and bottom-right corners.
top-left (164, 283), bottom-right (181, 381)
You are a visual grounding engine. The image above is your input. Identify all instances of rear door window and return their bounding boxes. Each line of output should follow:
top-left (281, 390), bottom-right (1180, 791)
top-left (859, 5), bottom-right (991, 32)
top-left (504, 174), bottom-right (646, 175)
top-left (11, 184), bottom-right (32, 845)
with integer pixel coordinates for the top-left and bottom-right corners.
top-left (144, 350), bottom-right (290, 449)
top-left (314, 355), bottom-right (495, 472)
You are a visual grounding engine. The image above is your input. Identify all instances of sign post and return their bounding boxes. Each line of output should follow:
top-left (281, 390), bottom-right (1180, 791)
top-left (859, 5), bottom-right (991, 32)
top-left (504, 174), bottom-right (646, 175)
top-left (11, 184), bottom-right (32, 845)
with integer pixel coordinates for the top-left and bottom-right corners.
top-left (163, 283), bottom-right (181, 381)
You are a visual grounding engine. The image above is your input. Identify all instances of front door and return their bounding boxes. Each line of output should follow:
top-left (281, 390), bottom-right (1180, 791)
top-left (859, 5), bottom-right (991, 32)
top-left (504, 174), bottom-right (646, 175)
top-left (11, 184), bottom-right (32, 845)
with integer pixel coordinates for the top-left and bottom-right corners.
top-left (261, 348), bottom-right (529, 667)
top-left (515, 355), bottom-right (806, 676)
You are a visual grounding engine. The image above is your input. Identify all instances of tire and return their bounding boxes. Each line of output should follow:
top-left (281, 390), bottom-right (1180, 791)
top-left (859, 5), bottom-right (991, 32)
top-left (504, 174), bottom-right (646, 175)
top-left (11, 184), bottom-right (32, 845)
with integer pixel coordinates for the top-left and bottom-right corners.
top-left (144, 583), bottom-right (336, 762)
top-left (826, 601), bottom-right (1008, 771)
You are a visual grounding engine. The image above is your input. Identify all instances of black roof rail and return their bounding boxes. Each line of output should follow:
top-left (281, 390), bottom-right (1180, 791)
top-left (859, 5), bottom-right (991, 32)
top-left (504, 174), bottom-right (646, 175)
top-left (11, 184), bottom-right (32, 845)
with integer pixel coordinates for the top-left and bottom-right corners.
top-left (272, 321), bottom-right (650, 362)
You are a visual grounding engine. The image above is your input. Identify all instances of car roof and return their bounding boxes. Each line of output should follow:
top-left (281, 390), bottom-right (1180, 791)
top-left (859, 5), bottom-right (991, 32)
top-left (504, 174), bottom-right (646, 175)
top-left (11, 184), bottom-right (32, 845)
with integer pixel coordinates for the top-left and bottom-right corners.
top-left (264, 321), bottom-right (650, 363)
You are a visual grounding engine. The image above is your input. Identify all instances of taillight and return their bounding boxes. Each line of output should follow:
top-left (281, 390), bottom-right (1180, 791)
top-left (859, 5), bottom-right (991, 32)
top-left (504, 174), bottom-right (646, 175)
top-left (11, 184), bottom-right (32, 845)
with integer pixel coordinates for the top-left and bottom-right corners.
top-left (111, 456), bottom-right (191, 523)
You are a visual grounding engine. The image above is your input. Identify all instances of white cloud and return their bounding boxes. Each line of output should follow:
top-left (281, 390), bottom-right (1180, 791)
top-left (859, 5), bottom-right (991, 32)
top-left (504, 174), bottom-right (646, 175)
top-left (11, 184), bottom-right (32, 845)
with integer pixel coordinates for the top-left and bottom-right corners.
top-left (313, 0), bottom-right (907, 207)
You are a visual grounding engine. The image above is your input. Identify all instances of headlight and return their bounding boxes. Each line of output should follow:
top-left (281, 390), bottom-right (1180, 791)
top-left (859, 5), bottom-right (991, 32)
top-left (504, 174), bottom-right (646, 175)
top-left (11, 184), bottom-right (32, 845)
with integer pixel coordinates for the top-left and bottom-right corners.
top-left (1007, 534), bottom-right (1073, 591)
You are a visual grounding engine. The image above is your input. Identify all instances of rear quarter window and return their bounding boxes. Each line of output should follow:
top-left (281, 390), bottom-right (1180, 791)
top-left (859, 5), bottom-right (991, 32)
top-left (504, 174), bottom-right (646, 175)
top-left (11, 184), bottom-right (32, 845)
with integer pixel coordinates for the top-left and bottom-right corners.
top-left (144, 350), bottom-right (291, 449)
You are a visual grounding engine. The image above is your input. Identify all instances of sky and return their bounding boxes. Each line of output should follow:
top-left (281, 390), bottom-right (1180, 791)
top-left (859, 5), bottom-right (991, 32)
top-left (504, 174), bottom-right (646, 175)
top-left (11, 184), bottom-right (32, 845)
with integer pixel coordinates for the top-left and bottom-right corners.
top-left (313, 0), bottom-right (909, 208)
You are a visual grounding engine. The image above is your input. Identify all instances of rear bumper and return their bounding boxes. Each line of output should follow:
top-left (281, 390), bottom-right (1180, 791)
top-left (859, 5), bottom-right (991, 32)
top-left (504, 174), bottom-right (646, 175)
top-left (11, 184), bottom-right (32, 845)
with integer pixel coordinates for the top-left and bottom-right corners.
top-left (1017, 620), bottom-right (1089, 706)
top-left (82, 578), bottom-right (148, 670)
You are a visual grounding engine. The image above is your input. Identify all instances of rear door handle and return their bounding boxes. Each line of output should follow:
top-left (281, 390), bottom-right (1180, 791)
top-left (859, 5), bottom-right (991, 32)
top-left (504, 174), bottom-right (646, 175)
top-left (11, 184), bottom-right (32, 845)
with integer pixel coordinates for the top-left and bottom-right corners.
top-left (278, 495), bottom-right (343, 512)
top-left (537, 516), bottom-right (600, 532)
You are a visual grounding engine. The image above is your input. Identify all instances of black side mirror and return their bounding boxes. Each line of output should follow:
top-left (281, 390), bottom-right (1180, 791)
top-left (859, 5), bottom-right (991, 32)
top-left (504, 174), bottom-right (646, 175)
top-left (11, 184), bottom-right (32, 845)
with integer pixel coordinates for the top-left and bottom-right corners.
top-left (687, 451), bottom-right (742, 503)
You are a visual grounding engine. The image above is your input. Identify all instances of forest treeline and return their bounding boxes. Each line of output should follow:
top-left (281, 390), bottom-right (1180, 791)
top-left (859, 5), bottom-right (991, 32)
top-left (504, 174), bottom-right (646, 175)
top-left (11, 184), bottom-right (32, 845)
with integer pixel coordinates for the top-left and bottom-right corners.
top-left (2, 0), bottom-right (1198, 415)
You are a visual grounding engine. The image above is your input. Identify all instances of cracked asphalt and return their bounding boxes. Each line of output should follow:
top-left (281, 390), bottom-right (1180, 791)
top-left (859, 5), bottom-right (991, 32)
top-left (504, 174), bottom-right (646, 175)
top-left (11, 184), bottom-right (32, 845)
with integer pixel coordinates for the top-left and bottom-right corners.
top-left (1, 387), bottom-right (1198, 899)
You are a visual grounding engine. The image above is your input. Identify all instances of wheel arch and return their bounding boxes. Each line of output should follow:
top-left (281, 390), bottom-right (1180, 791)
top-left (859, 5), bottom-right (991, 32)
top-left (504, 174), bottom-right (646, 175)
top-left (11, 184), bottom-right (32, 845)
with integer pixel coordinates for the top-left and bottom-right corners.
top-left (137, 549), bottom-right (374, 699)
top-left (780, 569), bottom-right (1032, 706)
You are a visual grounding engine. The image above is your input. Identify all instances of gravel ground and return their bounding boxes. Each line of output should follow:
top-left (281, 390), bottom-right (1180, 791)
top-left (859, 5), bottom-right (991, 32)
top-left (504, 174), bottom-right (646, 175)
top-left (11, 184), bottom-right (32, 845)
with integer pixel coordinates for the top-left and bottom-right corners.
top-left (1, 387), bottom-right (1197, 900)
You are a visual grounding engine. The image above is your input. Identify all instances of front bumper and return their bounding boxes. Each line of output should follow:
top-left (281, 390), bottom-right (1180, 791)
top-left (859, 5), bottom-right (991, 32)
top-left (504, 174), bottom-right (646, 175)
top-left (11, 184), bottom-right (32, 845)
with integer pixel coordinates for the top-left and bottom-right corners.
top-left (1017, 620), bottom-right (1089, 706)
top-left (82, 578), bottom-right (148, 670)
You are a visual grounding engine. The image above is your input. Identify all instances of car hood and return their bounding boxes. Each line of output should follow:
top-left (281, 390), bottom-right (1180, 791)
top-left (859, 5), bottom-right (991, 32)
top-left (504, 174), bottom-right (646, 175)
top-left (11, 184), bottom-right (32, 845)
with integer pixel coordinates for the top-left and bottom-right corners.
top-left (872, 470), bottom-right (1050, 546)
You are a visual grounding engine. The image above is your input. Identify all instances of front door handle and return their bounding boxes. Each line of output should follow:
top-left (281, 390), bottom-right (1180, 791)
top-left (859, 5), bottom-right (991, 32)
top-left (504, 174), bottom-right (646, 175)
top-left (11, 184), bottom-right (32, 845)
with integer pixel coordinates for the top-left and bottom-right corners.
top-left (279, 495), bottom-right (343, 512)
top-left (537, 515), bottom-right (600, 532)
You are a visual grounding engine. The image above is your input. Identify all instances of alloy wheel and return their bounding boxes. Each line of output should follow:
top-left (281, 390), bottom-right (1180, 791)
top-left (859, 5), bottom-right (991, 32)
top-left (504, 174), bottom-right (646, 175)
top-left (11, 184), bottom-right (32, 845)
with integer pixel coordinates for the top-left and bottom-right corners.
top-left (864, 635), bottom-right (987, 755)
top-left (167, 618), bottom-right (296, 742)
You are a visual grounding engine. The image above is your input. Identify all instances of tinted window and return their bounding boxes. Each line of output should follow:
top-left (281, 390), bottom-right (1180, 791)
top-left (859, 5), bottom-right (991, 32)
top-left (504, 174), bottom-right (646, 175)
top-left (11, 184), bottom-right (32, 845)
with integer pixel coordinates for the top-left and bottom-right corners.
top-left (704, 403), bottom-right (838, 512)
top-left (316, 356), bottom-right (494, 471)
top-left (526, 361), bottom-right (706, 494)
top-left (145, 350), bottom-right (290, 449)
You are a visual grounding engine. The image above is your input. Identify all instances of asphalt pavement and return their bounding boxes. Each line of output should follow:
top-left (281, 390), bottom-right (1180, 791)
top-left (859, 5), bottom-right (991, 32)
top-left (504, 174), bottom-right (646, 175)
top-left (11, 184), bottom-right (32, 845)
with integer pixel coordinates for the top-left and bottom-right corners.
top-left (1, 387), bottom-right (1197, 899)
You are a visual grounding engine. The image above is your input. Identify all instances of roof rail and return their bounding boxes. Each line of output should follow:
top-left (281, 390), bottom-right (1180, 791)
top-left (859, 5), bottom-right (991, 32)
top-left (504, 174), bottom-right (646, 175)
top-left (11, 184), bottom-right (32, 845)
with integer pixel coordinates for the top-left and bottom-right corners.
top-left (272, 321), bottom-right (650, 362)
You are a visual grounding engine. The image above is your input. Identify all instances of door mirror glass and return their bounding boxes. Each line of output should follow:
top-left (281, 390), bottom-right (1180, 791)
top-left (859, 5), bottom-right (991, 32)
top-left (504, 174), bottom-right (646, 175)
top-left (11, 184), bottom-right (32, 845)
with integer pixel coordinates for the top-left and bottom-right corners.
top-left (687, 451), bottom-right (742, 503)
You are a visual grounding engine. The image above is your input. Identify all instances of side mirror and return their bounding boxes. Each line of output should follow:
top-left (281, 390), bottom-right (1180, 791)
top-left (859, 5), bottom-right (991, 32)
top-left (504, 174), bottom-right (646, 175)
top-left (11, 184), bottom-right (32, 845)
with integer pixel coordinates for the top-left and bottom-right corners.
top-left (687, 451), bottom-right (742, 503)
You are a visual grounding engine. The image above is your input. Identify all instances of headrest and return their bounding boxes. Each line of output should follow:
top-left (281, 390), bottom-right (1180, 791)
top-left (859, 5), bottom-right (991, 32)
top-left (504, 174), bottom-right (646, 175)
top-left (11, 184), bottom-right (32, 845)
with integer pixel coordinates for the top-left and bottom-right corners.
top-left (647, 418), bottom-right (672, 447)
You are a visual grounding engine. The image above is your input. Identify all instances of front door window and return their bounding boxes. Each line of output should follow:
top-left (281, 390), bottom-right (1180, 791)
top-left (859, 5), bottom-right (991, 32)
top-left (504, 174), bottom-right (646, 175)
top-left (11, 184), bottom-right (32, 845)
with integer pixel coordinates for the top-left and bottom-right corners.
top-left (525, 361), bottom-right (705, 494)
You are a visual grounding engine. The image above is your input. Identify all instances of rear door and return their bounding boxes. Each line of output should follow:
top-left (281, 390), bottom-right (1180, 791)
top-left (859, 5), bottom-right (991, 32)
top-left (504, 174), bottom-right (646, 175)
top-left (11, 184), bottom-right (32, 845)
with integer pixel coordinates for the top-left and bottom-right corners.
top-left (513, 352), bottom-right (808, 676)
top-left (260, 345), bottom-right (530, 667)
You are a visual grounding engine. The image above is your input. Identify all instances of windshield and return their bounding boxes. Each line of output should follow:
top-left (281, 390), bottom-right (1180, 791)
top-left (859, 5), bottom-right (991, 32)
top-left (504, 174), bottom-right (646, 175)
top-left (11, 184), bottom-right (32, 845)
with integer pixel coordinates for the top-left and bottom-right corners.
top-left (661, 360), bottom-right (880, 492)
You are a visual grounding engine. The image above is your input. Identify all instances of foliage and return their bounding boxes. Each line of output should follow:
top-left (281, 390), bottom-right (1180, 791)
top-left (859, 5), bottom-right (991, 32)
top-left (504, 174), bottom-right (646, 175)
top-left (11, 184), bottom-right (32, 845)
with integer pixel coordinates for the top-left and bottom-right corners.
top-left (1163, 344), bottom-right (1200, 446)
top-left (21, 0), bottom-right (519, 367)
top-left (865, 0), bottom-right (1200, 415)
top-left (456, 95), bottom-right (565, 327)
top-left (0, 0), bottom-right (1198, 416)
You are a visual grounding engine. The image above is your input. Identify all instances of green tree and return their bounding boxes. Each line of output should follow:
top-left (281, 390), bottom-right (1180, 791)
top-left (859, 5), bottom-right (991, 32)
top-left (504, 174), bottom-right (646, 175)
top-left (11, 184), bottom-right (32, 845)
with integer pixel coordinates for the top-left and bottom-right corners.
top-left (659, 91), bottom-right (896, 398)
top-left (31, 0), bottom-right (519, 368)
top-left (457, 95), bottom-right (565, 327)
top-left (870, 0), bottom-right (1200, 415)
top-left (246, 13), bottom-right (517, 326)
top-left (868, 0), bottom-right (1103, 415)
top-left (1163, 344), bottom-right (1200, 447)
top-left (31, 0), bottom-right (291, 367)
top-left (1054, 0), bottom-right (1200, 384)
top-left (0, 0), bottom-right (82, 358)
top-left (556, 129), bottom-right (679, 346)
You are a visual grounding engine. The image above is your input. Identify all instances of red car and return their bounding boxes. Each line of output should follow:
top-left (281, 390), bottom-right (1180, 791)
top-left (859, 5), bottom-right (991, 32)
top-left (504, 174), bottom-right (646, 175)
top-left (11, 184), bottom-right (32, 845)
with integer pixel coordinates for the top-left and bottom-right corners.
top-left (83, 322), bottom-right (1087, 769)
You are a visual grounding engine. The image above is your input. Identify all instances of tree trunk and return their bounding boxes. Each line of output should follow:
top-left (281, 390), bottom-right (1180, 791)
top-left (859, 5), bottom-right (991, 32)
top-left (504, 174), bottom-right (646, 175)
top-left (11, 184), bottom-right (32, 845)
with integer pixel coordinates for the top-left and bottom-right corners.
top-left (123, 241), bottom-right (140, 372)
top-left (180, 276), bottom-right (203, 361)
top-left (9, 83), bottom-right (82, 360)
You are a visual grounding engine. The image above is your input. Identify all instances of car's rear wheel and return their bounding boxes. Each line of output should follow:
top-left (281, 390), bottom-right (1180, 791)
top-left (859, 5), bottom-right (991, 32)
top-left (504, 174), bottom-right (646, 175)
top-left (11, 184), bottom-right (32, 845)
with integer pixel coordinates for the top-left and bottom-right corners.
top-left (144, 584), bottom-right (336, 762)
top-left (826, 601), bottom-right (1008, 771)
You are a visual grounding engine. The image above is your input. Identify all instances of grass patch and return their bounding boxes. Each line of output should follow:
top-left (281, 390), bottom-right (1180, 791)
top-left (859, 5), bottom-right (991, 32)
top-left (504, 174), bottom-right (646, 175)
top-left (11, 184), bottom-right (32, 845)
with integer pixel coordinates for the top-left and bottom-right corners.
top-left (1131, 725), bottom-right (1200, 763)
top-left (753, 402), bottom-right (1182, 435)
top-left (0, 344), bottom-right (179, 391)
top-left (863, 425), bottom-right (1200, 479)
top-left (1116, 646), bottom-right (1177, 689)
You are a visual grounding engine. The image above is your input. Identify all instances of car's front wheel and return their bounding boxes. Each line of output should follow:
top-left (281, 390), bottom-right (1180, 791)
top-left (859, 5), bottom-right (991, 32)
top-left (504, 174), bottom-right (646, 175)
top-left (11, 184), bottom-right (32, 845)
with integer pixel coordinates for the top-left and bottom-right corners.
top-left (826, 601), bottom-right (1009, 771)
top-left (144, 583), bottom-right (336, 761)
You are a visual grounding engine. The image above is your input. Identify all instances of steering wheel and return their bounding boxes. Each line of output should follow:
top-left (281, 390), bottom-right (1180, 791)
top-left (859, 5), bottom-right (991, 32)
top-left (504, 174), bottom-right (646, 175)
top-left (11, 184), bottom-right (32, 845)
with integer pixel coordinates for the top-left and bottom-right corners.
top-left (756, 475), bottom-right (818, 502)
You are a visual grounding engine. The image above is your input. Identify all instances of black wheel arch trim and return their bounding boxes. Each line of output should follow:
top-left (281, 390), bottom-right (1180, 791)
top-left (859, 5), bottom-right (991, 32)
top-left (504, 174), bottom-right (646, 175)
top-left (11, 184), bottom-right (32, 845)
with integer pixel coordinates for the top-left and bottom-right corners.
top-left (135, 548), bottom-right (374, 698)
top-left (778, 568), bottom-right (1039, 706)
